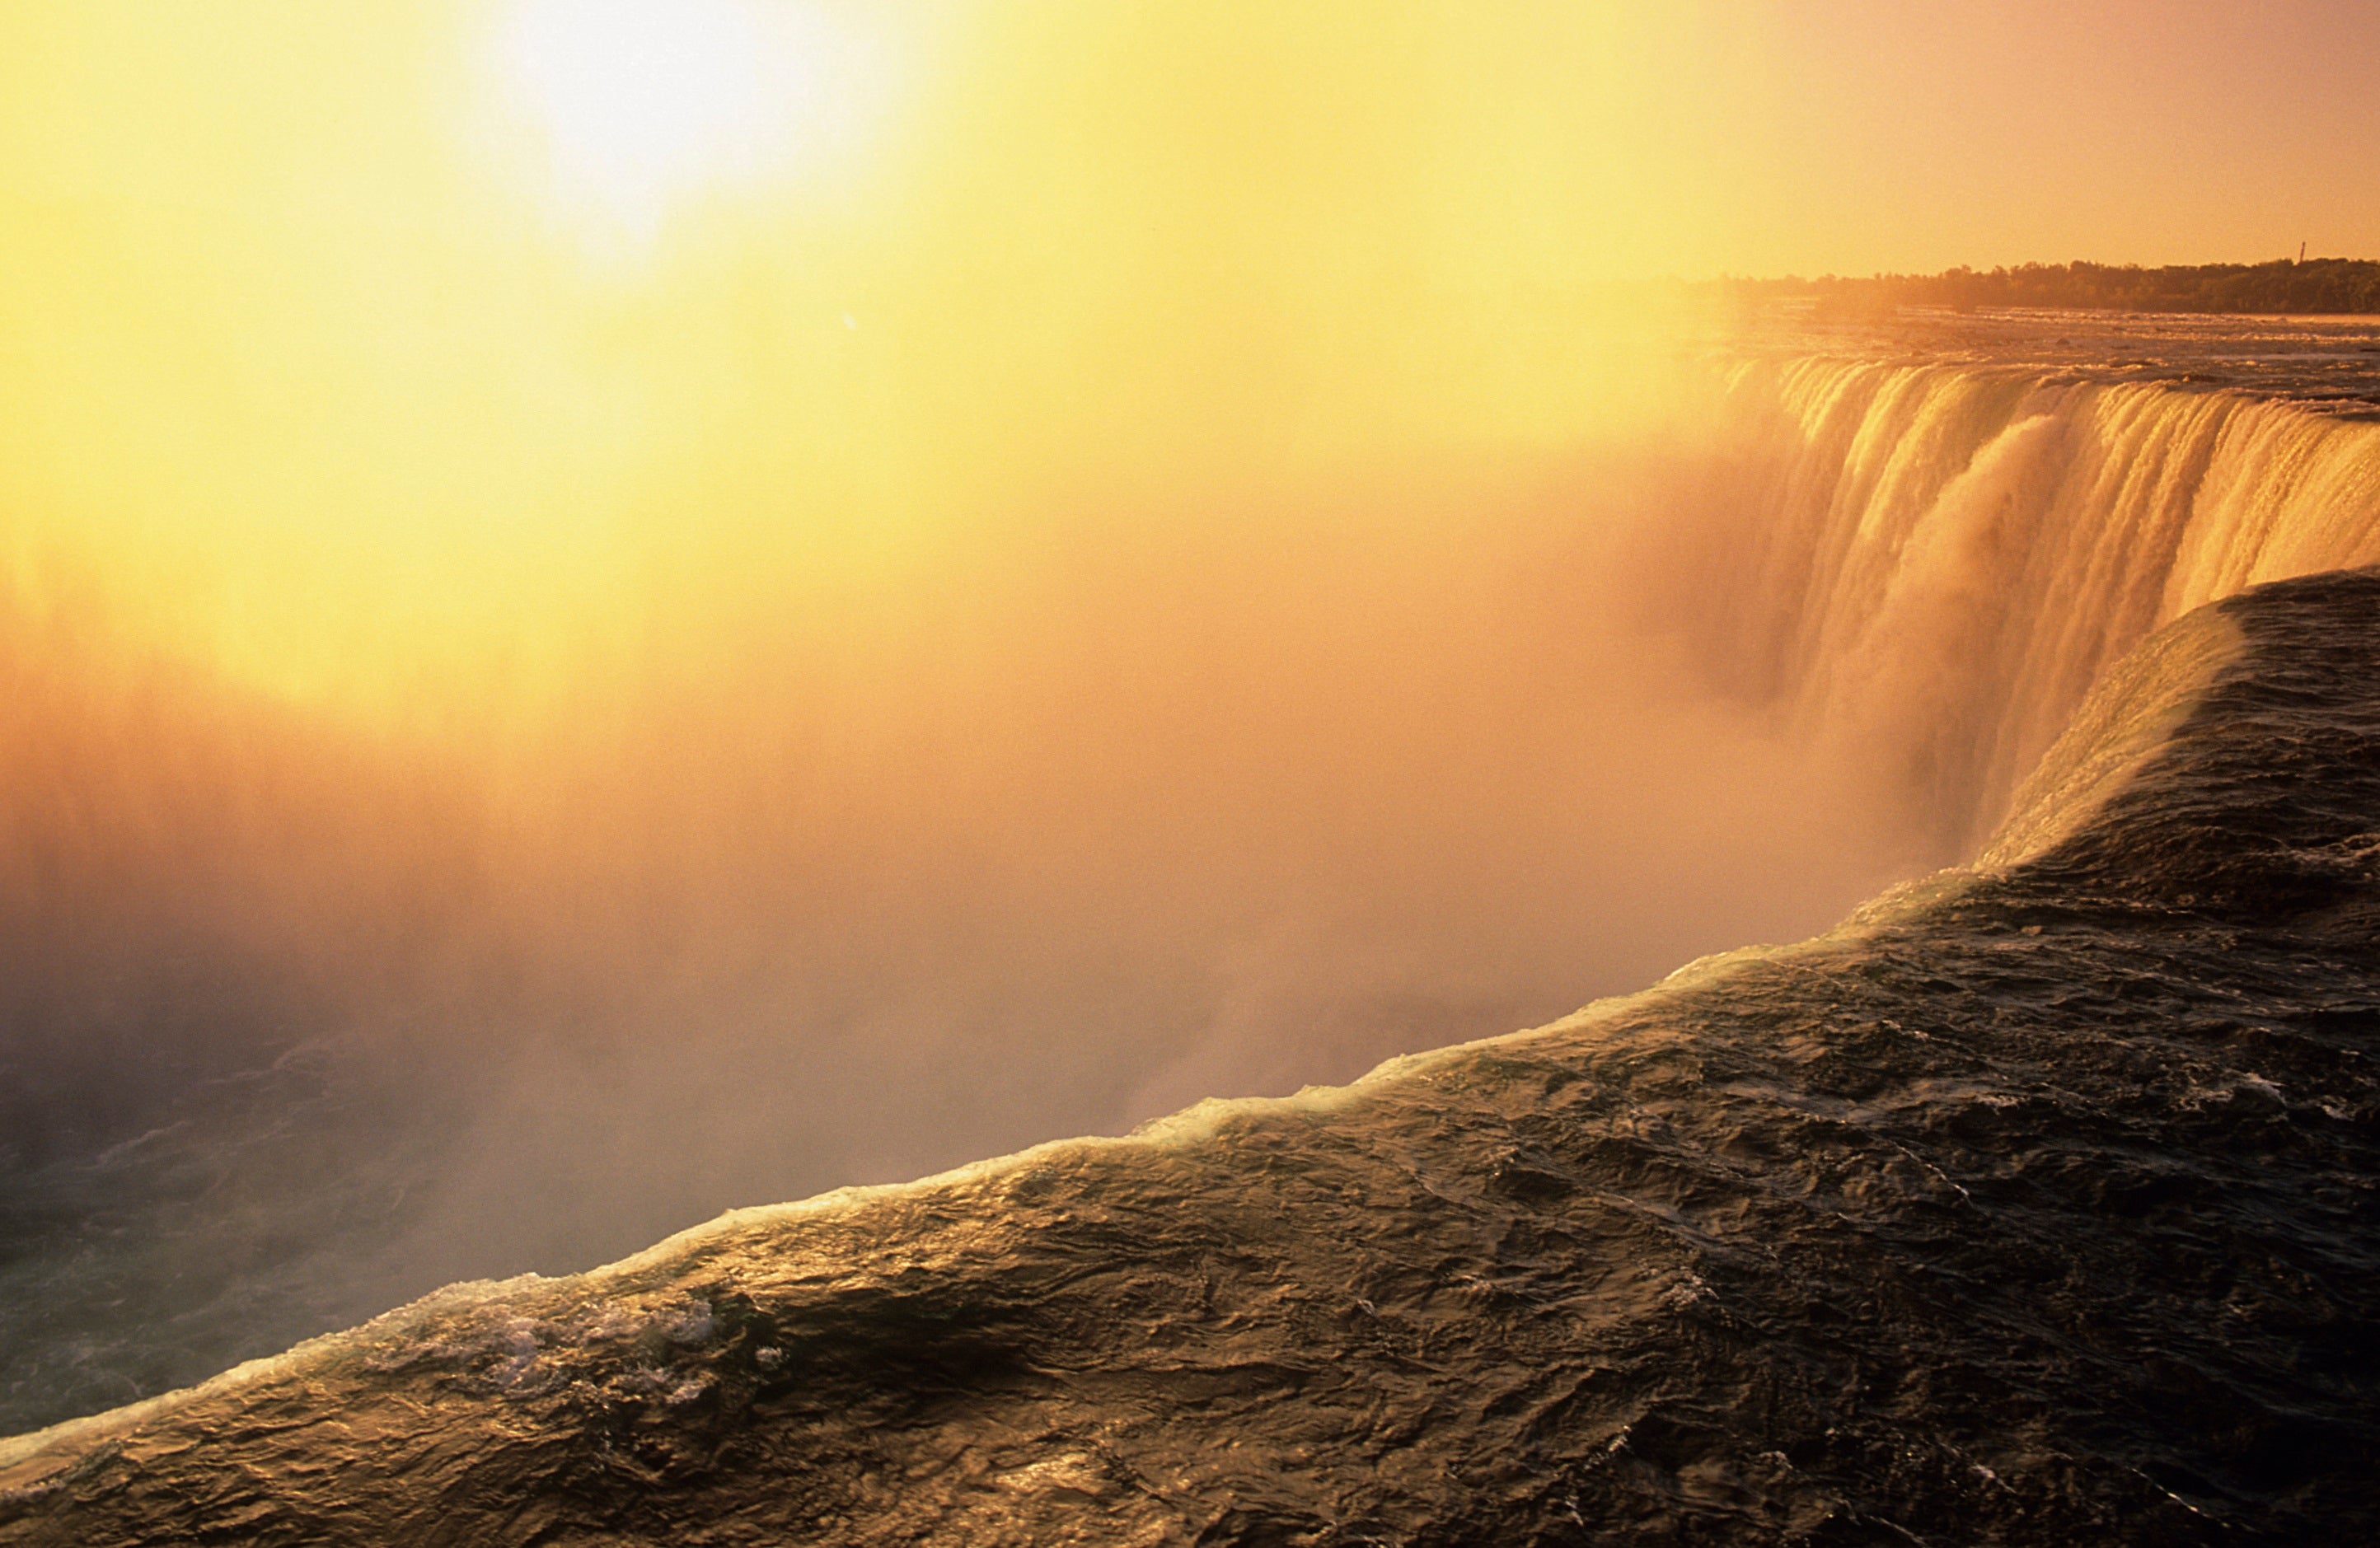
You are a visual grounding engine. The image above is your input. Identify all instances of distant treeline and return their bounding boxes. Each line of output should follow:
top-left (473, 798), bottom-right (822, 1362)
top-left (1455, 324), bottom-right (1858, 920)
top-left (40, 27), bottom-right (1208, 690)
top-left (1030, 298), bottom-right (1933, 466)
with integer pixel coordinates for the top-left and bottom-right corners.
top-left (1726, 259), bottom-right (2380, 316)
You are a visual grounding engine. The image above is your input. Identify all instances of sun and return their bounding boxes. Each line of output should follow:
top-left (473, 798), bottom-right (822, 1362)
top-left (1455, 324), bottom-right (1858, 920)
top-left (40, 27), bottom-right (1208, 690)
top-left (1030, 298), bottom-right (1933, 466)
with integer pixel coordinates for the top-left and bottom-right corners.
top-left (493, 0), bottom-right (874, 234)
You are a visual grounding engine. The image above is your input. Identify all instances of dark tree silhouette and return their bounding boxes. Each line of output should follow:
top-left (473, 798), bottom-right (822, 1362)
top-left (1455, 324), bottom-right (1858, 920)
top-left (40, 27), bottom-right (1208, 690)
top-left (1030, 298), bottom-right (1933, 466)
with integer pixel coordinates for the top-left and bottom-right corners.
top-left (1724, 258), bottom-right (2380, 315)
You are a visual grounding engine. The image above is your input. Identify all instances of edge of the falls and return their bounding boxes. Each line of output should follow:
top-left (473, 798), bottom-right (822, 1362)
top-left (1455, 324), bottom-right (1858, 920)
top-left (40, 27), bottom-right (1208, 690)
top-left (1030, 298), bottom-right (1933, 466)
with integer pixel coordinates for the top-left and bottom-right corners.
top-left (0, 565), bottom-right (2272, 1487)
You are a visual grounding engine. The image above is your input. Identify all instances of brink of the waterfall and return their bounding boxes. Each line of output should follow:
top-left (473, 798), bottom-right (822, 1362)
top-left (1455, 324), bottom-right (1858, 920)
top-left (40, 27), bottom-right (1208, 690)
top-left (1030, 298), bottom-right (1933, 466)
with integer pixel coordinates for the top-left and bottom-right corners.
top-left (7, 567), bottom-right (2378, 1545)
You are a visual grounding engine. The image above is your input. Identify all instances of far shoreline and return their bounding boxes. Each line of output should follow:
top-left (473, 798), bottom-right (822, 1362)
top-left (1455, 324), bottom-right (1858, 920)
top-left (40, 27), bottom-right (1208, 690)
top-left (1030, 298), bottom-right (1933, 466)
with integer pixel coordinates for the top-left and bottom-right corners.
top-left (1709, 256), bottom-right (2380, 316)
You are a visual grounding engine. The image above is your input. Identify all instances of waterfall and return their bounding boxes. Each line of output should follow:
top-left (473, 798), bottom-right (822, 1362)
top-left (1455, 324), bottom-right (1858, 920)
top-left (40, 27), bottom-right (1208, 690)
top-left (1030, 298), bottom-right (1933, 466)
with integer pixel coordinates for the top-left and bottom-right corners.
top-left (1686, 357), bottom-right (2380, 856)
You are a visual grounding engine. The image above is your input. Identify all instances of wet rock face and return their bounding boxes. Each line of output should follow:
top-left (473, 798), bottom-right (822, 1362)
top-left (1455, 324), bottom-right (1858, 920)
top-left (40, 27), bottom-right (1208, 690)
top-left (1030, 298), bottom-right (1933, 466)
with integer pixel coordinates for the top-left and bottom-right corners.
top-left (7, 571), bottom-right (2380, 1545)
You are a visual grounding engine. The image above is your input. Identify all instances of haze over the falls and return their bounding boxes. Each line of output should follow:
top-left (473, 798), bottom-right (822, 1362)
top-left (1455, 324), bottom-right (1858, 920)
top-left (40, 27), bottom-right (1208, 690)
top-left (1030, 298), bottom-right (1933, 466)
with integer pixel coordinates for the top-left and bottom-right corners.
top-left (13, 9), bottom-right (2380, 1544)
top-left (12, 553), bottom-right (2380, 1545)
top-left (4, 360), bottom-right (1908, 1419)
top-left (7, 316), bottom-right (2380, 1435)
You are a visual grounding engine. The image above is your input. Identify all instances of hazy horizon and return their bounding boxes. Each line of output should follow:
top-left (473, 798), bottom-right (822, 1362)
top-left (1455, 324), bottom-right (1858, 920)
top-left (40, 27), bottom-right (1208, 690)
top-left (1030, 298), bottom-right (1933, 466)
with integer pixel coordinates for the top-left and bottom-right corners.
top-left (6, 0), bottom-right (2380, 1439)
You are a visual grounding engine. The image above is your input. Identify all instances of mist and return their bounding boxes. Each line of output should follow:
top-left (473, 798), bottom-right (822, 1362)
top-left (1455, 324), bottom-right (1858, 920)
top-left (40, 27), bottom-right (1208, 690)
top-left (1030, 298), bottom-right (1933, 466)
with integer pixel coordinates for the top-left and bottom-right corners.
top-left (0, 0), bottom-right (1963, 1424)
top-left (0, 412), bottom-right (1945, 1315)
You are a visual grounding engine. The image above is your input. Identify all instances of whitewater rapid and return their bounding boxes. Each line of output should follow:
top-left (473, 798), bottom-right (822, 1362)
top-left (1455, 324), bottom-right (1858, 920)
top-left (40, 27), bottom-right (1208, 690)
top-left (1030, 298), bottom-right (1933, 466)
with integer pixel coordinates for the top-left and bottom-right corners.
top-left (7, 344), bottom-right (2380, 1541)
top-left (1676, 356), bottom-right (2380, 853)
top-left (7, 564), bottom-right (2379, 1545)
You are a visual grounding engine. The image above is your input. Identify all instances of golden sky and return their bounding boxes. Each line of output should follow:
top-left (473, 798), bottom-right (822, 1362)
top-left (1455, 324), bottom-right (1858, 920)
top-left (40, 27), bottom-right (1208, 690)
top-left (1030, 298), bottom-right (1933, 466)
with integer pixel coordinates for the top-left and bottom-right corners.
top-left (8, 0), bottom-right (2373, 1216)
top-left (1, 0), bottom-right (2374, 710)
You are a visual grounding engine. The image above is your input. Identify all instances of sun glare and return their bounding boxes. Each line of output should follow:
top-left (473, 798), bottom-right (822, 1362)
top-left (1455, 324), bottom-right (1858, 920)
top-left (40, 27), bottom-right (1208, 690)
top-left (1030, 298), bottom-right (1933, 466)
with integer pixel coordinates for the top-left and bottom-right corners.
top-left (494, 0), bottom-right (874, 233)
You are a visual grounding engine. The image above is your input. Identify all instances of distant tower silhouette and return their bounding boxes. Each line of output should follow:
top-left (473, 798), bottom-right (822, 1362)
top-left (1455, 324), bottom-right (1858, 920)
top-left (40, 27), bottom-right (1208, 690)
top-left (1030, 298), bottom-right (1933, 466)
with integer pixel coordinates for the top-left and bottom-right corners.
top-left (2299, 241), bottom-right (2307, 264)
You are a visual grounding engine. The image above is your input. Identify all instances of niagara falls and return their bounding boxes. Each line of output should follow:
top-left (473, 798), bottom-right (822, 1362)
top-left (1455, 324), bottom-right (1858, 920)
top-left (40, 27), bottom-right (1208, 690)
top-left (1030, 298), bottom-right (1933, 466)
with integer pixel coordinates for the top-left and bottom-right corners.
top-left (3, 2), bottom-right (2379, 1543)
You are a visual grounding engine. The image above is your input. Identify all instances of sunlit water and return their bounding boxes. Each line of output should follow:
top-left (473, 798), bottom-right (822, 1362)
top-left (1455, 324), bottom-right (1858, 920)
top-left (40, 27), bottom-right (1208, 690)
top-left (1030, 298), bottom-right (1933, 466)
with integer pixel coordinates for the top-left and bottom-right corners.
top-left (1731, 302), bottom-right (2380, 416)
top-left (7, 561), bottom-right (2378, 1546)
top-left (4, 315), bottom-right (2380, 1538)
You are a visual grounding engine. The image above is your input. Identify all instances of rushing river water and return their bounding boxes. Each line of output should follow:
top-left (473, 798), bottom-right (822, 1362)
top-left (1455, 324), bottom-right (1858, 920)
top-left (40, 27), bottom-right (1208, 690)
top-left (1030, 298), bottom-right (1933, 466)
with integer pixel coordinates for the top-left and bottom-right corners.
top-left (1730, 305), bottom-right (2380, 417)
top-left (7, 559), bottom-right (2380, 1547)
top-left (4, 313), bottom-right (2380, 1541)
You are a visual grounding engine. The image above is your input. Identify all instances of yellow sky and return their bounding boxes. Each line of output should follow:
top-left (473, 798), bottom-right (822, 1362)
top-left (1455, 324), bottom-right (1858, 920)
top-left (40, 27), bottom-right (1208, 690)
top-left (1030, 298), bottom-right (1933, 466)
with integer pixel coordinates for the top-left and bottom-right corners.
top-left (1, 1), bottom-right (2373, 711)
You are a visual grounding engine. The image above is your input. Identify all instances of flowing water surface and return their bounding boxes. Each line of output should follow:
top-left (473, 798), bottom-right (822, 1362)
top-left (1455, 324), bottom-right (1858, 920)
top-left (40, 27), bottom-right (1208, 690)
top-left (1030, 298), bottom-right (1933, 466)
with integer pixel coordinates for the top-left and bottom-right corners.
top-left (4, 313), bottom-right (2380, 1541)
